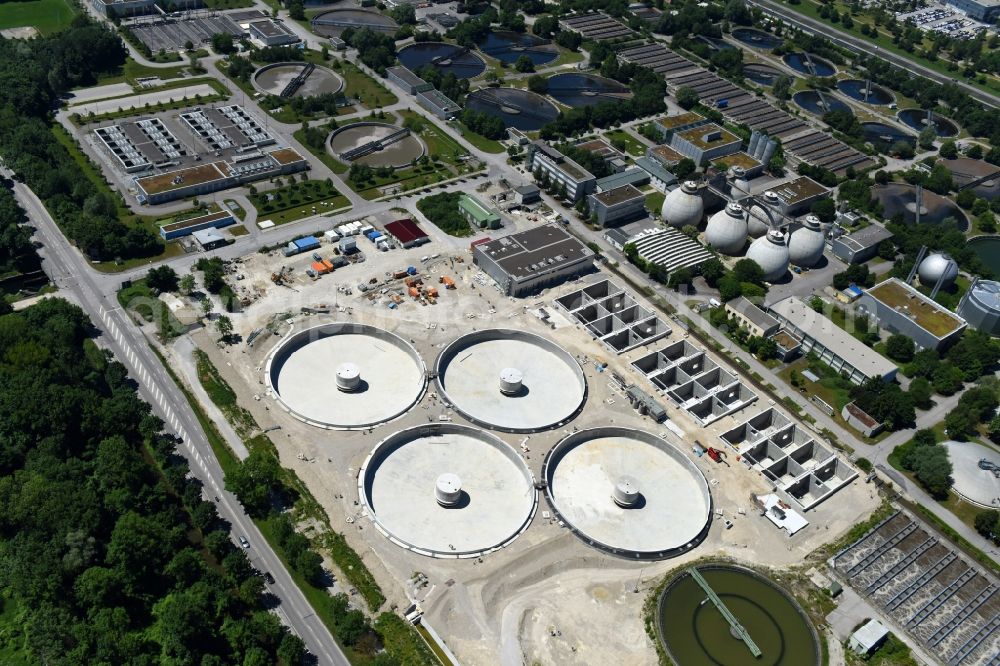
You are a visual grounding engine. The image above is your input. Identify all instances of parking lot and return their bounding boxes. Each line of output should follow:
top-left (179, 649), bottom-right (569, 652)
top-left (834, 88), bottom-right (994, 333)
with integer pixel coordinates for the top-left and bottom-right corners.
top-left (898, 3), bottom-right (992, 40)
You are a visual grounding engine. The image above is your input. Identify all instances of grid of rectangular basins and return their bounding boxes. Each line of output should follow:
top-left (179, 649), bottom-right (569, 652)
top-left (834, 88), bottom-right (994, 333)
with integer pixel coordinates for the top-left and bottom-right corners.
top-left (720, 408), bottom-right (855, 509)
top-left (630, 341), bottom-right (757, 425)
top-left (834, 512), bottom-right (1000, 666)
top-left (557, 280), bottom-right (670, 353)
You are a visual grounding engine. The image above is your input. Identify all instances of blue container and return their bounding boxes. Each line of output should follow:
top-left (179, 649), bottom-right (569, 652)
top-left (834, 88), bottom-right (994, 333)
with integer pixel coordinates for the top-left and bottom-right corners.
top-left (407, 266), bottom-right (417, 275)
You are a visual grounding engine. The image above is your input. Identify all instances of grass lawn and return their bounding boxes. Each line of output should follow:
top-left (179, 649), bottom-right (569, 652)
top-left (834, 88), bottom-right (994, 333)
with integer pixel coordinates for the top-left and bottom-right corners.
top-left (223, 199), bottom-right (246, 220)
top-left (604, 128), bottom-right (646, 157)
top-left (228, 224), bottom-right (250, 237)
top-left (292, 127), bottom-right (348, 174)
top-left (395, 110), bottom-right (468, 163)
top-left (0, 0), bottom-right (75, 35)
top-left (456, 121), bottom-right (506, 153)
top-left (351, 163), bottom-right (460, 200)
top-left (323, 57), bottom-right (398, 108)
top-left (645, 191), bottom-right (665, 215)
top-left (123, 59), bottom-right (188, 85)
top-left (203, 0), bottom-right (254, 7)
top-left (548, 48), bottom-right (585, 69)
top-left (250, 179), bottom-right (351, 225)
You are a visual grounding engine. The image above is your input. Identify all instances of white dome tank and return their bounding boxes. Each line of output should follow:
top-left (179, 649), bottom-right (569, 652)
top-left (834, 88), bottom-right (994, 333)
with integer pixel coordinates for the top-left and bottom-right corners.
top-left (746, 229), bottom-right (790, 282)
top-left (918, 252), bottom-right (959, 287)
top-left (787, 215), bottom-right (826, 267)
top-left (747, 191), bottom-right (781, 237)
top-left (729, 166), bottom-right (750, 200)
top-left (661, 181), bottom-right (704, 228)
top-left (705, 202), bottom-right (748, 255)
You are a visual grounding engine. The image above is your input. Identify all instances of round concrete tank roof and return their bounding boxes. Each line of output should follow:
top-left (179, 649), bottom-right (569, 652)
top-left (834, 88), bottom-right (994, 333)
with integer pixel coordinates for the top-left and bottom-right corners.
top-left (787, 215), bottom-right (826, 267)
top-left (705, 202), bottom-right (749, 255)
top-left (746, 229), bottom-right (790, 281)
top-left (542, 427), bottom-right (711, 559)
top-left (265, 323), bottom-right (426, 429)
top-left (661, 181), bottom-right (704, 228)
top-left (436, 329), bottom-right (586, 432)
top-left (359, 424), bottom-right (537, 558)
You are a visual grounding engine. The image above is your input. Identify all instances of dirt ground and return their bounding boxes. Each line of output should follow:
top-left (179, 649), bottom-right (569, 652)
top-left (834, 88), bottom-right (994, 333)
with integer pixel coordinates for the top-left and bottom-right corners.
top-left (178, 241), bottom-right (881, 666)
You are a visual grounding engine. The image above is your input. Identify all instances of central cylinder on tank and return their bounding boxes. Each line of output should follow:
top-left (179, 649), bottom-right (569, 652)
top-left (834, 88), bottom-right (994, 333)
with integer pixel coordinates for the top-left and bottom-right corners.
top-left (612, 475), bottom-right (640, 508)
top-left (336, 363), bottom-right (361, 392)
top-left (435, 473), bottom-right (463, 507)
top-left (499, 367), bottom-right (523, 395)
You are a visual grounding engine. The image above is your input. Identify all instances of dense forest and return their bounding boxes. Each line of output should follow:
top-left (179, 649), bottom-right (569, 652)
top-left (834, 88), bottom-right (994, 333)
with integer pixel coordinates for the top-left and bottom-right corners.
top-left (0, 19), bottom-right (163, 261)
top-left (0, 184), bottom-right (40, 291)
top-left (0, 299), bottom-right (305, 663)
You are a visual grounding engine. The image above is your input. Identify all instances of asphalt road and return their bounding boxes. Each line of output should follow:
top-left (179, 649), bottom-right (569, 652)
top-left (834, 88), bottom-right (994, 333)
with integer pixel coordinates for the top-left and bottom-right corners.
top-left (6, 170), bottom-right (351, 666)
top-left (747, 0), bottom-right (1000, 110)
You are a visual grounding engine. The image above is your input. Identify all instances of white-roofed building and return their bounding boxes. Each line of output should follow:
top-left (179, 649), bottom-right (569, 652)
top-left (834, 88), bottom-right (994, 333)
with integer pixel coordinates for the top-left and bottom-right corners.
top-left (626, 227), bottom-right (713, 275)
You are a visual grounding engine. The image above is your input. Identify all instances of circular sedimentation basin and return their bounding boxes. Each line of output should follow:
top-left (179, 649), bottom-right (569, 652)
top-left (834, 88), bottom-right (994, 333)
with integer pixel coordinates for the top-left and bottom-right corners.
top-left (732, 27), bottom-right (782, 49)
top-left (252, 62), bottom-right (344, 98)
top-left (397, 41), bottom-right (486, 79)
top-left (968, 236), bottom-right (1000, 275)
top-left (897, 108), bottom-right (959, 137)
top-left (875, 183), bottom-right (968, 229)
top-left (358, 423), bottom-right (537, 558)
top-left (327, 121), bottom-right (426, 169)
top-left (837, 79), bottom-right (893, 105)
top-left (546, 73), bottom-right (632, 107)
top-left (783, 53), bottom-right (836, 77)
top-left (465, 87), bottom-right (559, 131)
top-left (477, 30), bottom-right (558, 66)
top-left (943, 440), bottom-right (1000, 508)
top-left (435, 329), bottom-right (586, 432)
top-left (310, 8), bottom-right (397, 38)
top-left (657, 564), bottom-right (821, 666)
top-left (265, 322), bottom-right (426, 429)
top-left (792, 90), bottom-right (850, 116)
top-left (542, 427), bottom-right (711, 559)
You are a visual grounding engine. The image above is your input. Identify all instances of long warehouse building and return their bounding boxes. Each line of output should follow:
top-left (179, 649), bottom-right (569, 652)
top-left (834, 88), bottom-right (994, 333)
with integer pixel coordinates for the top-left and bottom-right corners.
top-left (625, 227), bottom-right (713, 275)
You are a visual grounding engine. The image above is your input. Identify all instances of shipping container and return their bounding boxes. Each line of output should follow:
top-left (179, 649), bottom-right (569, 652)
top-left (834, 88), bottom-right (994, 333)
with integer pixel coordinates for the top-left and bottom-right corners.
top-left (322, 259), bottom-right (334, 272)
top-left (426, 287), bottom-right (438, 298)
top-left (406, 266), bottom-right (417, 275)
top-left (311, 261), bottom-right (330, 275)
top-left (409, 286), bottom-right (420, 298)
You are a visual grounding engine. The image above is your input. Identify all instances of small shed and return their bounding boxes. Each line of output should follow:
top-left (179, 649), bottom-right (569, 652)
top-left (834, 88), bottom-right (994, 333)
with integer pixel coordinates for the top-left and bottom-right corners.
top-left (848, 620), bottom-right (889, 655)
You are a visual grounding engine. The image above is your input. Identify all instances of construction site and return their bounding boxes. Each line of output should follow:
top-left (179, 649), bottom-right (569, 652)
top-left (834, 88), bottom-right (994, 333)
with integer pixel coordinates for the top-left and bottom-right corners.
top-left (174, 218), bottom-right (881, 665)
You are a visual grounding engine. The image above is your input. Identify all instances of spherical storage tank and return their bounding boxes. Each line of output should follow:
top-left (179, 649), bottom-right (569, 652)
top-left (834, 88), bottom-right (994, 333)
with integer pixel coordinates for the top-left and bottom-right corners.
top-left (661, 181), bottom-right (704, 228)
top-left (918, 252), bottom-right (959, 287)
top-left (747, 191), bottom-right (780, 238)
top-left (705, 203), bottom-right (748, 255)
top-left (787, 215), bottom-right (825, 267)
top-left (746, 229), bottom-right (790, 282)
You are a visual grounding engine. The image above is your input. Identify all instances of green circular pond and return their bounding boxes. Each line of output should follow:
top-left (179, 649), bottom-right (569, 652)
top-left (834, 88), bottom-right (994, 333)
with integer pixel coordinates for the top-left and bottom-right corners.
top-left (968, 236), bottom-right (1000, 276)
top-left (657, 565), bottom-right (820, 666)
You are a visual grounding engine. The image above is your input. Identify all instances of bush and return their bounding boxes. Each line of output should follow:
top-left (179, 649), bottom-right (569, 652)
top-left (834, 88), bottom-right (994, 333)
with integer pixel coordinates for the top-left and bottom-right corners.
top-left (886, 334), bottom-right (915, 362)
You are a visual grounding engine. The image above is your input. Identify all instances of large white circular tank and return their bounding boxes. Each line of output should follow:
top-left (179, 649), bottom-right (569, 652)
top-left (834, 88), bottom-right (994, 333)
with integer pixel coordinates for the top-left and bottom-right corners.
top-left (705, 202), bottom-right (749, 255)
top-left (661, 181), bottom-right (704, 228)
top-left (729, 166), bottom-right (750, 200)
top-left (918, 252), bottom-right (959, 287)
top-left (787, 215), bottom-right (826, 267)
top-left (746, 229), bottom-right (790, 281)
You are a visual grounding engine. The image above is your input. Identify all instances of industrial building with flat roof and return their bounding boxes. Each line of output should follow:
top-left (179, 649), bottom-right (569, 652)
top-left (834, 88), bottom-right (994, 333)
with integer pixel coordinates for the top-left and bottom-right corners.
top-left (160, 210), bottom-right (235, 240)
top-left (768, 176), bottom-right (829, 216)
top-left (527, 141), bottom-right (596, 203)
top-left (473, 225), bottom-right (594, 296)
top-left (768, 296), bottom-right (897, 384)
top-left (831, 223), bottom-right (893, 264)
top-left (670, 123), bottom-right (742, 166)
top-left (857, 278), bottom-right (967, 350)
top-left (92, 0), bottom-right (159, 17)
top-left (646, 144), bottom-right (685, 168)
top-left (945, 0), bottom-right (1000, 21)
top-left (594, 168), bottom-right (649, 192)
top-left (385, 66), bottom-right (433, 94)
top-left (135, 148), bottom-right (308, 204)
top-left (458, 194), bottom-right (501, 230)
top-left (626, 227), bottom-right (713, 276)
top-left (248, 19), bottom-right (299, 46)
top-left (416, 89), bottom-right (461, 120)
top-left (651, 112), bottom-right (708, 142)
top-left (588, 184), bottom-right (647, 227)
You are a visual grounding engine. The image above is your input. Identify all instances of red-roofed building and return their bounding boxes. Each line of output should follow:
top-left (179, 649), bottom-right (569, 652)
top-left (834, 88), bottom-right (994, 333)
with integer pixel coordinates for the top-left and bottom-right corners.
top-left (384, 218), bottom-right (429, 248)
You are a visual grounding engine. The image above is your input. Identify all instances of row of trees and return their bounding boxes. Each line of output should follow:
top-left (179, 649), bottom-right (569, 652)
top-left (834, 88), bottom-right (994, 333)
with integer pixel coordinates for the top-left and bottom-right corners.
top-left (0, 299), bottom-right (306, 664)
